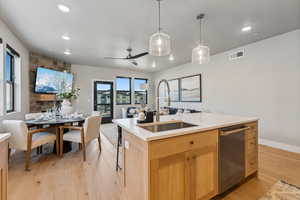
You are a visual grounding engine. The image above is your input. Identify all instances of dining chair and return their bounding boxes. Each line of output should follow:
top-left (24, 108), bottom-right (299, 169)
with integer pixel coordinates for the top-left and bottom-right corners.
top-left (2, 120), bottom-right (59, 171)
top-left (59, 116), bottom-right (102, 161)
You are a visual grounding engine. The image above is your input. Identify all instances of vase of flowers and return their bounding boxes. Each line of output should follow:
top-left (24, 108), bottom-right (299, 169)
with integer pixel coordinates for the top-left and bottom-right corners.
top-left (57, 88), bottom-right (80, 115)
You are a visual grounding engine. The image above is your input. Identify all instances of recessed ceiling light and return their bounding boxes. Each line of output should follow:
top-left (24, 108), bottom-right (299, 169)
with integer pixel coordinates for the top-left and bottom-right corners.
top-left (64, 50), bottom-right (71, 55)
top-left (57, 4), bottom-right (70, 13)
top-left (169, 54), bottom-right (174, 61)
top-left (242, 26), bottom-right (252, 32)
top-left (152, 62), bottom-right (156, 68)
top-left (62, 35), bottom-right (71, 40)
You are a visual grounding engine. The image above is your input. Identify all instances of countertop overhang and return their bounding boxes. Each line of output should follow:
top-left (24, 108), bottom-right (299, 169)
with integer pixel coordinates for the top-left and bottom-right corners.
top-left (113, 112), bottom-right (258, 141)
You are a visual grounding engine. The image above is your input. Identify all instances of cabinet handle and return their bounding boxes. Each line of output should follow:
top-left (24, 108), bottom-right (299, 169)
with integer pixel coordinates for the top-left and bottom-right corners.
top-left (190, 141), bottom-right (194, 145)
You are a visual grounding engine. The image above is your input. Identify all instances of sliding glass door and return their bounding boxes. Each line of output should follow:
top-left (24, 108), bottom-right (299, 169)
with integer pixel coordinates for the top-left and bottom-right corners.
top-left (94, 81), bottom-right (114, 123)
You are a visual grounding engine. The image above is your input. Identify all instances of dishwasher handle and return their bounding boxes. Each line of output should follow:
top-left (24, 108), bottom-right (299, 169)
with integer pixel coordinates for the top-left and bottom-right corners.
top-left (220, 126), bottom-right (251, 136)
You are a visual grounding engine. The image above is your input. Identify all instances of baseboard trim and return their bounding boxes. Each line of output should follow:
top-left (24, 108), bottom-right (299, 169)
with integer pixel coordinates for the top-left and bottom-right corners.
top-left (259, 138), bottom-right (300, 154)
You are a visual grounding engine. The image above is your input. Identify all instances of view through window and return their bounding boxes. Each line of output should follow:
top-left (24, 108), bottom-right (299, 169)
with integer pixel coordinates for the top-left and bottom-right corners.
top-left (116, 77), bottom-right (131, 105)
top-left (134, 78), bottom-right (148, 104)
top-left (5, 50), bottom-right (15, 113)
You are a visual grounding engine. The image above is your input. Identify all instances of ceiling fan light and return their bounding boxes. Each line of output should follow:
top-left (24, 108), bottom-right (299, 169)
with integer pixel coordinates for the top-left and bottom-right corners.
top-left (149, 32), bottom-right (171, 56)
top-left (192, 44), bottom-right (210, 64)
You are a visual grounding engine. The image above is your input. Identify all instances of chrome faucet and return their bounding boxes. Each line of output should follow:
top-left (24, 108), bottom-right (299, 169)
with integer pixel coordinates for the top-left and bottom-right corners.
top-left (156, 79), bottom-right (171, 122)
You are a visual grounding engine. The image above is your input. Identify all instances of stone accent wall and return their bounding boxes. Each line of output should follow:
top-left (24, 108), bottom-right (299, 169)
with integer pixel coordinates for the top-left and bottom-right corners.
top-left (29, 53), bottom-right (71, 113)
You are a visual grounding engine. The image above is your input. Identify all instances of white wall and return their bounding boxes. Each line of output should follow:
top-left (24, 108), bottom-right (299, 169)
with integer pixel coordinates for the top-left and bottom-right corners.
top-left (71, 64), bottom-right (154, 119)
top-left (153, 29), bottom-right (300, 149)
top-left (0, 18), bottom-right (29, 131)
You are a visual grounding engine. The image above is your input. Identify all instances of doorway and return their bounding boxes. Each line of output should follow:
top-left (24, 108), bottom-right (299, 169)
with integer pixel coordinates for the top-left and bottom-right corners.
top-left (94, 81), bottom-right (114, 123)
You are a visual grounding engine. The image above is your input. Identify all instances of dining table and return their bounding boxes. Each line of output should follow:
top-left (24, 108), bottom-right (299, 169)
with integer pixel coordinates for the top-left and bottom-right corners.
top-left (25, 116), bottom-right (86, 154)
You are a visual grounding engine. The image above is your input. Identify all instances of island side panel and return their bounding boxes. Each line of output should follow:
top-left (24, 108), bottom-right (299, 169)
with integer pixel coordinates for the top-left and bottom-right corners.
top-left (122, 130), bottom-right (150, 200)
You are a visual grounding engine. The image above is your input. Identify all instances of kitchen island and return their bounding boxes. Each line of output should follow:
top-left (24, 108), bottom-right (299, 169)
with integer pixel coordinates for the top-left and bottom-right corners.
top-left (113, 112), bottom-right (258, 200)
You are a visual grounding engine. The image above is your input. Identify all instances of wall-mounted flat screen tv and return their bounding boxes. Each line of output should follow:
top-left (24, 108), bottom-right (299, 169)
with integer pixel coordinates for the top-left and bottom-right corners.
top-left (34, 67), bottom-right (73, 94)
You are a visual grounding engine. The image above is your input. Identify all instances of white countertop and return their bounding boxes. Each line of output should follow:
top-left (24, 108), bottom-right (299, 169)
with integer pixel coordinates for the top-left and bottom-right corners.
top-left (113, 112), bottom-right (258, 141)
top-left (0, 133), bottom-right (11, 143)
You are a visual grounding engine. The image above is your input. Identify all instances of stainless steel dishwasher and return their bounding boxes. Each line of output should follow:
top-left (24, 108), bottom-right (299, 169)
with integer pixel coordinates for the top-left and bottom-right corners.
top-left (219, 125), bottom-right (250, 193)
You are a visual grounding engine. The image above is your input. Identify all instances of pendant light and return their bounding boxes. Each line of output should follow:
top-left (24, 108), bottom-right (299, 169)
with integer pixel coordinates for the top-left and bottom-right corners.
top-left (192, 14), bottom-right (210, 64)
top-left (149, 0), bottom-right (171, 56)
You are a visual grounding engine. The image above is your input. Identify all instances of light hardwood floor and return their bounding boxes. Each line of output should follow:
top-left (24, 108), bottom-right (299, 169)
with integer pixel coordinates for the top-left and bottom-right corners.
top-left (7, 135), bottom-right (300, 200)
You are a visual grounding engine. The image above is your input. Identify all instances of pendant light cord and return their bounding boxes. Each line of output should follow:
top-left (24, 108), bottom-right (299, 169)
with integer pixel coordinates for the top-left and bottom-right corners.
top-left (197, 14), bottom-right (205, 45)
top-left (158, 0), bottom-right (161, 32)
top-left (199, 17), bottom-right (202, 44)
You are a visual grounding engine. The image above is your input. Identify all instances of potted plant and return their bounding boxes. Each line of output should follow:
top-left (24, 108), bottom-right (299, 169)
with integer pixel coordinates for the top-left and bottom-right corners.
top-left (57, 88), bottom-right (80, 115)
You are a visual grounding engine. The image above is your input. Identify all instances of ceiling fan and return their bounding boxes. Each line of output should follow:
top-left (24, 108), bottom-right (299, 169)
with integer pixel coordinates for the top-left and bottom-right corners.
top-left (104, 48), bottom-right (148, 66)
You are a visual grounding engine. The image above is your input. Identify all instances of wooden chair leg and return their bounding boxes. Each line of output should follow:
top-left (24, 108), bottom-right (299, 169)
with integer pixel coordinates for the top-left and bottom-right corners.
top-left (79, 143), bottom-right (82, 150)
top-left (80, 129), bottom-right (86, 161)
top-left (25, 149), bottom-right (31, 171)
top-left (98, 136), bottom-right (101, 152)
top-left (55, 128), bottom-right (60, 156)
top-left (59, 127), bottom-right (64, 157)
top-left (26, 133), bottom-right (33, 171)
top-left (8, 147), bottom-right (11, 162)
top-left (82, 143), bottom-right (86, 161)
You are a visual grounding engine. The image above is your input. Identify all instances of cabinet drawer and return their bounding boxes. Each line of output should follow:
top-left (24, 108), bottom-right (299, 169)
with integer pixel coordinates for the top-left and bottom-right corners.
top-left (149, 130), bottom-right (218, 160)
top-left (246, 137), bottom-right (257, 154)
top-left (246, 152), bottom-right (258, 177)
top-left (245, 130), bottom-right (257, 140)
top-left (246, 122), bottom-right (257, 130)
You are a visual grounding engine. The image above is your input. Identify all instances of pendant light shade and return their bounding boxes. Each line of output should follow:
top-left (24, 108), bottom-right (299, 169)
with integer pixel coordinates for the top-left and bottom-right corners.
top-left (149, 32), bottom-right (171, 56)
top-left (192, 44), bottom-right (210, 64)
top-left (149, 0), bottom-right (171, 56)
top-left (192, 14), bottom-right (210, 64)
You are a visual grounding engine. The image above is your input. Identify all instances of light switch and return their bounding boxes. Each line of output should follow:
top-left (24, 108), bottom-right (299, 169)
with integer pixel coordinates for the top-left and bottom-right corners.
top-left (125, 140), bottom-right (130, 149)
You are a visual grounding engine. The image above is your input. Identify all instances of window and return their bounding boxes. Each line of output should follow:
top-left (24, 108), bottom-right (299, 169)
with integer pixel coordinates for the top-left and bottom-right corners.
top-left (116, 77), bottom-right (131, 105)
top-left (5, 45), bottom-right (19, 113)
top-left (5, 51), bottom-right (15, 112)
top-left (134, 78), bottom-right (148, 104)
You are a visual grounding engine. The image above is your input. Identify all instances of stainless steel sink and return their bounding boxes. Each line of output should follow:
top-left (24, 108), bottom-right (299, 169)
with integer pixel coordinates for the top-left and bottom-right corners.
top-left (139, 121), bottom-right (197, 133)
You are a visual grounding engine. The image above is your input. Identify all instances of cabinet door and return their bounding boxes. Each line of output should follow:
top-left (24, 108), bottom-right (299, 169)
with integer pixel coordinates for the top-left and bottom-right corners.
top-left (150, 152), bottom-right (189, 200)
top-left (188, 144), bottom-right (218, 200)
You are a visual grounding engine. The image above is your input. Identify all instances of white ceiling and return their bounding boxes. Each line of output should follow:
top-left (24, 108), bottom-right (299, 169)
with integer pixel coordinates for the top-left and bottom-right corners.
top-left (0, 0), bottom-right (299, 72)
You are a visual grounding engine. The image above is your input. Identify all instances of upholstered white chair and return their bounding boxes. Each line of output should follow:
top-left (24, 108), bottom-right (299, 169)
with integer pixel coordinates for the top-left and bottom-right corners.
top-left (59, 116), bottom-right (102, 161)
top-left (2, 120), bottom-right (59, 170)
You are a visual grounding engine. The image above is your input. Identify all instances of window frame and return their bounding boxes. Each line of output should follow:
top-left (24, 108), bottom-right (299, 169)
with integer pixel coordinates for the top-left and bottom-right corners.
top-left (5, 50), bottom-right (15, 113)
top-left (134, 78), bottom-right (148, 105)
top-left (116, 76), bottom-right (132, 105)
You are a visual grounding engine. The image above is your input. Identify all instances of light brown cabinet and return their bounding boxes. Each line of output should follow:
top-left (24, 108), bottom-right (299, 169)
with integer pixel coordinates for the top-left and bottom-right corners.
top-left (188, 144), bottom-right (218, 200)
top-left (149, 130), bottom-right (219, 200)
top-left (0, 140), bottom-right (8, 200)
top-left (150, 152), bottom-right (188, 200)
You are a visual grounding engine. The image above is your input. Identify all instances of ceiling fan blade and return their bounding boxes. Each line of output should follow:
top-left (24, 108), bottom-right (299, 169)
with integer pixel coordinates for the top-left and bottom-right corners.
top-left (129, 52), bottom-right (149, 59)
top-left (130, 60), bottom-right (138, 66)
top-left (104, 57), bottom-right (127, 60)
